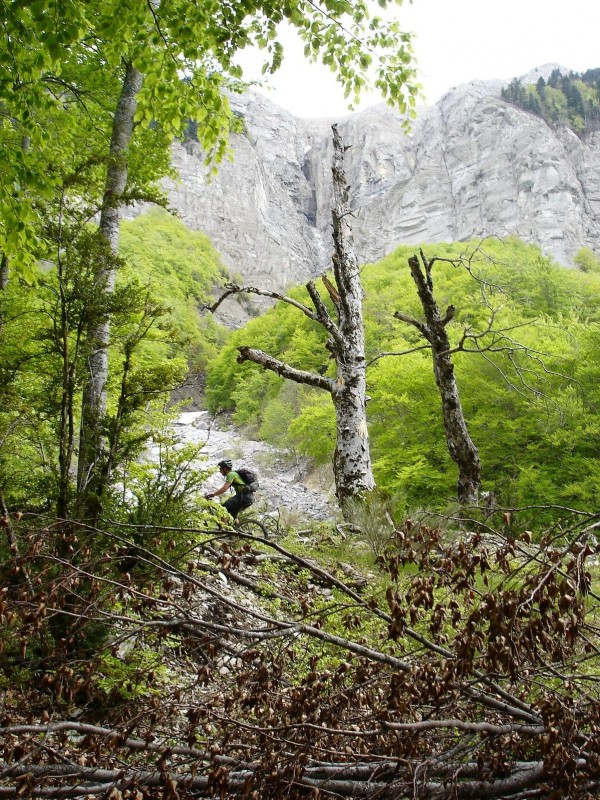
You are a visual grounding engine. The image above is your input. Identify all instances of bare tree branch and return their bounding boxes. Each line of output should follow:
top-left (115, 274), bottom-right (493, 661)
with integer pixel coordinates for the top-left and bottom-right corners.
top-left (393, 309), bottom-right (429, 337)
top-left (203, 128), bottom-right (375, 511)
top-left (236, 346), bottom-right (334, 392)
top-left (306, 279), bottom-right (344, 348)
top-left (1, 506), bottom-right (598, 800)
top-left (394, 252), bottom-right (482, 503)
top-left (202, 282), bottom-right (319, 321)
top-left (367, 343), bottom-right (431, 366)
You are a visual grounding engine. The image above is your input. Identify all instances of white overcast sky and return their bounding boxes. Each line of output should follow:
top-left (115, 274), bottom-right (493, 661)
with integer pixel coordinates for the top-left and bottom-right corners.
top-left (238, 0), bottom-right (600, 118)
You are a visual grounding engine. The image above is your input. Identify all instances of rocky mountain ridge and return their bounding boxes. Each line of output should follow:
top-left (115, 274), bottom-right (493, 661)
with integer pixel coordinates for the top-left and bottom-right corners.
top-left (139, 64), bottom-right (600, 295)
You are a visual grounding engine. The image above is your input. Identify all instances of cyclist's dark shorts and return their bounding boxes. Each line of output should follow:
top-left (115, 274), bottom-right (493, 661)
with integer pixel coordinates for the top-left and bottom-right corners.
top-left (223, 488), bottom-right (254, 519)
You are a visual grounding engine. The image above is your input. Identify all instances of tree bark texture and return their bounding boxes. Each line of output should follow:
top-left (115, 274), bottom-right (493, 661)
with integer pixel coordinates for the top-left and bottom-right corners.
top-left (0, 253), bottom-right (8, 292)
top-left (0, 252), bottom-right (8, 337)
top-left (396, 252), bottom-right (481, 504)
top-left (328, 124), bottom-right (375, 506)
top-left (236, 125), bottom-right (374, 515)
top-left (77, 61), bottom-right (143, 519)
top-left (57, 297), bottom-right (82, 520)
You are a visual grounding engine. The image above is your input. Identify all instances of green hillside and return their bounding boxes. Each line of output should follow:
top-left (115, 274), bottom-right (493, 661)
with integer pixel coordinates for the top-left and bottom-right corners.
top-left (0, 209), bottom-right (229, 511)
top-left (206, 238), bottom-right (600, 516)
top-left (119, 208), bottom-right (229, 372)
top-left (502, 67), bottom-right (600, 134)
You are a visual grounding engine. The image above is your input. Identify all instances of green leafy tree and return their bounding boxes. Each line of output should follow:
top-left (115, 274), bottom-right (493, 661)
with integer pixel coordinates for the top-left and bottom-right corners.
top-left (119, 209), bottom-right (229, 373)
top-left (573, 246), bottom-right (600, 273)
top-left (0, 209), bottom-right (227, 518)
top-left (1, 0), bottom-right (420, 520)
top-left (503, 67), bottom-right (600, 133)
top-left (208, 238), bottom-right (600, 516)
top-left (0, 0), bottom-right (419, 273)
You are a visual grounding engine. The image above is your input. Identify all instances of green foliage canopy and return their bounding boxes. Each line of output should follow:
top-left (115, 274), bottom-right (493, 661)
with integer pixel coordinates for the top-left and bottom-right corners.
top-left (206, 238), bottom-right (600, 514)
top-left (119, 209), bottom-right (229, 371)
top-left (0, 209), bottom-right (228, 513)
top-left (502, 67), bottom-right (600, 134)
top-left (1, 0), bottom-right (419, 271)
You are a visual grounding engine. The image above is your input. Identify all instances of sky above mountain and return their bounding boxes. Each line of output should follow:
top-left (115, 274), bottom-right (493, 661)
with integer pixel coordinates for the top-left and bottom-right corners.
top-left (237, 0), bottom-right (600, 118)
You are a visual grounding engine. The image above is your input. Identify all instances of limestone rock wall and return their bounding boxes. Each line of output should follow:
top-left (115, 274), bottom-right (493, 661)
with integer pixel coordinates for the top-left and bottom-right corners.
top-left (141, 70), bottom-right (600, 292)
top-left (160, 93), bottom-right (327, 291)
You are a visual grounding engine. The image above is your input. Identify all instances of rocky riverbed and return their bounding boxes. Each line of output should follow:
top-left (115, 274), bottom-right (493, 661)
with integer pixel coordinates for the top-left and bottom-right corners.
top-left (173, 411), bottom-right (337, 522)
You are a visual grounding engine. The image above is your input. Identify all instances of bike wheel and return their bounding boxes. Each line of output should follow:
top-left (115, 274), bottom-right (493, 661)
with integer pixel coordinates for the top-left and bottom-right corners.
top-left (237, 516), bottom-right (277, 540)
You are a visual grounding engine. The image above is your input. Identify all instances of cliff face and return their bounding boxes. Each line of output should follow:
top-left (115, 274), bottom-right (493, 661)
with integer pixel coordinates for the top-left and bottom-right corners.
top-left (150, 70), bottom-right (600, 291)
top-left (161, 95), bottom-right (326, 292)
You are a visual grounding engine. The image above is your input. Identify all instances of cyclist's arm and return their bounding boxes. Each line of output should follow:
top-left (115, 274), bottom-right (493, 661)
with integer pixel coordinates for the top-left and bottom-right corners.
top-left (206, 481), bottom-right (232, 499)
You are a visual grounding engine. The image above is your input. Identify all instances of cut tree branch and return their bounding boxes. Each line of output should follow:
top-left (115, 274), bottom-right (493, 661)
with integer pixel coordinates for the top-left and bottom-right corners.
top-left (236, 346), bottom-right (334, 392)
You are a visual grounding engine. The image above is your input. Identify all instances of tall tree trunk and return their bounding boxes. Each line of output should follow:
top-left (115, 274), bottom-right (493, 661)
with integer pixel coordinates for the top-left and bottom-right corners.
top-left (57, 312), bottom-right (80, 521)
top-left (0, 253), bottom-right (8, 337)
top-left (77, 61), bottom-right (143, 520)
top-left (328, 124), bottom-right (375, 507)
top-left (395, 252), bottom-right (481, 504)
top-left (0, 254), bottom-right (8, 290)
top-left (232, 124), bottom-right (374, 517)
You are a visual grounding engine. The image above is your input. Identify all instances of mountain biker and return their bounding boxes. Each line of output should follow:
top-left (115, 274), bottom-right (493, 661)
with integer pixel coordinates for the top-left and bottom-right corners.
top-left (204, 460), bottom-right (254, 520)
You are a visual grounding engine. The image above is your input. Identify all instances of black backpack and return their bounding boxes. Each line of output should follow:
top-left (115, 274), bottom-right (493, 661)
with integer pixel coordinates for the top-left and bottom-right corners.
top-left (236, 467), bottom-right (259, 493)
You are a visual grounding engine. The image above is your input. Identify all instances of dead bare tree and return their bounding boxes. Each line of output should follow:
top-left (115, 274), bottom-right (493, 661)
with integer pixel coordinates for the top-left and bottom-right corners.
top-left (0, 508), bottom-right (599, 799)
top-left (392, 250), bottom-right (482, 504)
top-left (207, 124), bottom-right (374, 514)
top-left (386, 247), bottom-right (579, 506)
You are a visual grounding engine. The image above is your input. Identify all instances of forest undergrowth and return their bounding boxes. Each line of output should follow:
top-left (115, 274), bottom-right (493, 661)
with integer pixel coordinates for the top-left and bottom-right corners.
top-left (1, 501), bottom-right (599, 799)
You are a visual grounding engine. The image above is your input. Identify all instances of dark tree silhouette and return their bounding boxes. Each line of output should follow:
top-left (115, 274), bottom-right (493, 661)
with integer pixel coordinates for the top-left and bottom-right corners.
top-left (393, 251), bottom-right (481, 504)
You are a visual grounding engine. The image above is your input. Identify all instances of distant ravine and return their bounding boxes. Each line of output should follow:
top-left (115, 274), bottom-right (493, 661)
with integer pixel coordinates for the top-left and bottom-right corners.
top-left (172, 412), bottom-right (336, 522)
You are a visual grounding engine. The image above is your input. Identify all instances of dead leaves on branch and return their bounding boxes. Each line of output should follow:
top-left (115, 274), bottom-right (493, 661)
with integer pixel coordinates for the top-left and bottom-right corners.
top-left (0, 511), bottom-right (599, 799)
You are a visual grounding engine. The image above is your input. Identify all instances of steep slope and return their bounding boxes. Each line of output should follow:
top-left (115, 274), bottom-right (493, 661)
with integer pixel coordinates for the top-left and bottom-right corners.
top-left (139, 67), bottom-right (600, 291)
top-left (161, 95), bottom-right (326, 292)
top-left (318, 80), bottom-right (600, 269)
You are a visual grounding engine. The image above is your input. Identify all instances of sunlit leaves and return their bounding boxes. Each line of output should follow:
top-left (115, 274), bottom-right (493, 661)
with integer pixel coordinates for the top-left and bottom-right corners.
top-left (1, 0), bottom-right (421, 270)
top-left (207, 239), bottom-right (600, 514)
top-left (0, 207), bottom-right (227, 512)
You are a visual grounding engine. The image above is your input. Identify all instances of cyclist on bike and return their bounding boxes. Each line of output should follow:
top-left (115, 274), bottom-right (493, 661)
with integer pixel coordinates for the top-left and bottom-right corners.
top-left (204, 460), bottom-right (255, 520)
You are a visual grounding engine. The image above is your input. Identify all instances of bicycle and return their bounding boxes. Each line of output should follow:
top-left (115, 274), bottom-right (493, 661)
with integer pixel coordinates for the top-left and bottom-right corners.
top-left (236, 510), bottom-right (281, 540)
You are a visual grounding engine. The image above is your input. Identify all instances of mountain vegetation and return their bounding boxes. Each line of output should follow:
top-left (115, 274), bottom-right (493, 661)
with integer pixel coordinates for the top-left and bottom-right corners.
top-left (501, 67), bottom-right (600, 133)
top-left (2, 0), bottom-right (419, 519)
top-left (1, 3), bottom-right (599, 796)
top-left (119, 210), bottom-right (230, 373)
top-left (0, 210), bottom-right (227, 516)
top-left (2, 194), bottom-right (600, 800)
top-left (207, 237), bottom-right (600, 520)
